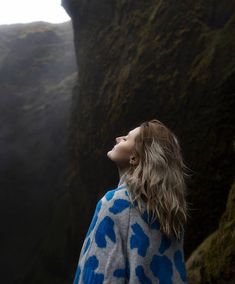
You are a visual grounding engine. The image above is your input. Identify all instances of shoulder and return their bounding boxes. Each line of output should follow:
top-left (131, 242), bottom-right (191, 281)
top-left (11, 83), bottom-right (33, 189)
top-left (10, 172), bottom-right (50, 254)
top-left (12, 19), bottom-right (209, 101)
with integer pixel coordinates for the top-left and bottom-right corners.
top-left (96, 185), bottom-right (132, 227)
top-left (101, 185), bottom-right (131, 212)
top-left (103, 184), bottom-right (130, 202)
top-left (86, 185), bottom-right (131, 243)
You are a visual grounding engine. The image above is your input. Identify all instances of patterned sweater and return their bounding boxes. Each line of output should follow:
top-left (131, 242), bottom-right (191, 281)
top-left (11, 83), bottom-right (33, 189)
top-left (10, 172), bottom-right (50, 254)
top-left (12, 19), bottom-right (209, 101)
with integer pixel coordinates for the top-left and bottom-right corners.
top-left (72, 178), bottom-right (188, 284)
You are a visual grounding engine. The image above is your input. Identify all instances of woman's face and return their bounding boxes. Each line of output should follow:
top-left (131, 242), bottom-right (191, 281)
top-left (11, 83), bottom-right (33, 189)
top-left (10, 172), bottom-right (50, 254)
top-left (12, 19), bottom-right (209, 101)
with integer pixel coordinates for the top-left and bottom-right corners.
top-left (107, 127), bottom-right (140, 167)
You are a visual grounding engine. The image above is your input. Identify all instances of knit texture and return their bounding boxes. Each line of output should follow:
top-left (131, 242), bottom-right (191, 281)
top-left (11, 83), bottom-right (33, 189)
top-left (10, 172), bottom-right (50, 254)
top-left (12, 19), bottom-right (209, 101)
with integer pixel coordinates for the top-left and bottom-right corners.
top-left (72, 179), bottom-right (188, 283)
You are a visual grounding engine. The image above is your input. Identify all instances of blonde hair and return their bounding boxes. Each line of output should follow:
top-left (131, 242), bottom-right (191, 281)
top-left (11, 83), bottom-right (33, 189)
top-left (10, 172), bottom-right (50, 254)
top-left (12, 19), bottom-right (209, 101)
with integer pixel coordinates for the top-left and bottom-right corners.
top-left (125, 119), bottom-right (192, 240)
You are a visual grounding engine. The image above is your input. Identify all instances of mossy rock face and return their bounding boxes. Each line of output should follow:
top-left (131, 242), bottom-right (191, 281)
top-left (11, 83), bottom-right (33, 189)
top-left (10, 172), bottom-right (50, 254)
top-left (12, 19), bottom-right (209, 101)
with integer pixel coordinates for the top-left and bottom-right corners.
top-left (186, 179), bottom-right (235, 283)
top-left (61, 0), bottom-right (235, 282)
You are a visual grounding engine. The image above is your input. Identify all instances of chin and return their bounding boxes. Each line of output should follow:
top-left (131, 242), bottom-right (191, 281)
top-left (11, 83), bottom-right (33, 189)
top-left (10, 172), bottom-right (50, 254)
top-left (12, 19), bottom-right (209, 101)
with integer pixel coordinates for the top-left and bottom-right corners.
top-left (107, 149), bottom-right (113, 158)
top-left (107, 149), bottom-right (116, 161)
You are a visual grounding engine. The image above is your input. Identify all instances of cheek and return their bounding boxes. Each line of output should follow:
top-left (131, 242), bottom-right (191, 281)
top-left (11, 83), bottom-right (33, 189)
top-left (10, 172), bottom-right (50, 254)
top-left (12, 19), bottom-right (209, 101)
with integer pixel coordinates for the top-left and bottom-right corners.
top-left (114, 145), bottom-right (132, 157)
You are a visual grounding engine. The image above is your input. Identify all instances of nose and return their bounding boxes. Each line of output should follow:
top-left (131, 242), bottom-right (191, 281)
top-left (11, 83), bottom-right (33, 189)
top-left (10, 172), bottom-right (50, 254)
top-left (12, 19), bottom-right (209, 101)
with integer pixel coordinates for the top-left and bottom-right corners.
top-left (115, 137), bottom-right (121, 144)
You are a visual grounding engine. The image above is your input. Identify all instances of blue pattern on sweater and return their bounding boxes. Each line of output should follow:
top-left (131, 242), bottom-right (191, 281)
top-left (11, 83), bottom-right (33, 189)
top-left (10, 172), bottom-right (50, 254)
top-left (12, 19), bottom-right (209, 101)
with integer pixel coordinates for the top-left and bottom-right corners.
top-left (73, 180), bottom-right (188, 283)
top-left (130, 222), bottom-right (150, 257)
top-left (95, 216), bottom-right (116, 248)
top-left (83, 255), bottom-right (104, 283)
top-left (150, 254), bottom-right (173, 284)
top-left (136, 265), bottom-right (152, 284)
top-left (174, 249), bottom-right (187, 282)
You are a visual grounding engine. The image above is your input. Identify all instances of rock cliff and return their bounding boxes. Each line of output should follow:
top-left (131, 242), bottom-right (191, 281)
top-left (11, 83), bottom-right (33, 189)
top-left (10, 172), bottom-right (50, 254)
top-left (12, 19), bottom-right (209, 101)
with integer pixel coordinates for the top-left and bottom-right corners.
top-left (62, 0), bottom-right (235, 282)
top-left (0, 21), bottom-right (76, 283)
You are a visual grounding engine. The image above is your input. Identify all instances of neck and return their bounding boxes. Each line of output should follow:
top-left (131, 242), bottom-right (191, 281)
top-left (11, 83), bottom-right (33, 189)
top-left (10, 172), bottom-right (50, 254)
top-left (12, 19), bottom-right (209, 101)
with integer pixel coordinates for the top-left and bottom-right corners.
top-left (118, 166), bottom-right (129, 179)
top-left (117, 166), bottom-right (130, 186)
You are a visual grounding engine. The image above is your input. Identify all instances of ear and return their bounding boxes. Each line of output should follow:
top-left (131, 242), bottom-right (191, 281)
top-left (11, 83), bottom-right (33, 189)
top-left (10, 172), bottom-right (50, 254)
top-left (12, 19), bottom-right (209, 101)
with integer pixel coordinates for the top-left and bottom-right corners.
top-left (130, 155), bottom-right (139, 166)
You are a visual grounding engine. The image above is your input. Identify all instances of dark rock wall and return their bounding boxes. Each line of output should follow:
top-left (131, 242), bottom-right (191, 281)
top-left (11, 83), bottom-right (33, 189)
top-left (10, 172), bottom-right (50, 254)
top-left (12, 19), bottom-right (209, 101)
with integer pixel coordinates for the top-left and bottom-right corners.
top-left (186, 177), bottom-right (235, 284)
top-left (61, 0), bottom-right (235, 283)
top-left (0, 21), bottom-right (76, 283)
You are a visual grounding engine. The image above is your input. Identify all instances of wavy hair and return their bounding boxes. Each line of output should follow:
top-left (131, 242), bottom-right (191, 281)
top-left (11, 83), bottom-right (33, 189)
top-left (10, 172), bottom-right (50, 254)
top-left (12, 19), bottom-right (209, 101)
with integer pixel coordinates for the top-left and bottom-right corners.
top-left (124, 119), bottom-right (192, 240)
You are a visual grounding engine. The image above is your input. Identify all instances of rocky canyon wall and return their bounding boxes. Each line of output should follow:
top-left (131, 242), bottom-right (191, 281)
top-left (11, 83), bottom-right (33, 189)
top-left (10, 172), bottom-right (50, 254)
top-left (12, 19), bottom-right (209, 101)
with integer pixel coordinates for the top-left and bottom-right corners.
top-left (62, 0), bottom-right (235, 283)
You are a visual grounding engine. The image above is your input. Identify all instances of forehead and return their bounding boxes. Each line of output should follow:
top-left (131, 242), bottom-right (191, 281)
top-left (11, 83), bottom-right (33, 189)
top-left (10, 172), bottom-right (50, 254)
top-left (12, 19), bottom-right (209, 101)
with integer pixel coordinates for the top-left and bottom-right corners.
top-left (128, 127), bottom-right (140, 137)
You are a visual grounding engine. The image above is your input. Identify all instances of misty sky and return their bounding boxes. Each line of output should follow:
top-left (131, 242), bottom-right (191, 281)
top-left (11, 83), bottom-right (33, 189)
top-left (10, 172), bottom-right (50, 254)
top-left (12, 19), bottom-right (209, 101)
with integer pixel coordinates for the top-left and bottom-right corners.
top-left (0, 0), bottom-right (70, 25)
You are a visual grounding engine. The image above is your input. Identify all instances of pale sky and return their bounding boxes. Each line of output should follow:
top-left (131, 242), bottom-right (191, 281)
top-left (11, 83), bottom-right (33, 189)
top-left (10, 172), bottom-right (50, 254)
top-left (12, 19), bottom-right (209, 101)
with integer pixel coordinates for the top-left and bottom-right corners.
top-left (0, 0), bottom-right (70, 25)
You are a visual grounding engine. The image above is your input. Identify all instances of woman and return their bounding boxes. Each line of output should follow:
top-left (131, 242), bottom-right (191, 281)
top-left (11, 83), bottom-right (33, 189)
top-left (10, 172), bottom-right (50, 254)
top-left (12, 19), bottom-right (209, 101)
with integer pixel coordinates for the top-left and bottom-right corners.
top-left (73, 119), bottom-right (191, 284)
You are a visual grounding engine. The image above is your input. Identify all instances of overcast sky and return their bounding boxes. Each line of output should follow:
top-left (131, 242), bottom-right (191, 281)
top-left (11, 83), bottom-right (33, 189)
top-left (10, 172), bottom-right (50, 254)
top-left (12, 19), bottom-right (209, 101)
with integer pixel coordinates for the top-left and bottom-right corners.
top-left (0, 0), bottom-right (70, 25)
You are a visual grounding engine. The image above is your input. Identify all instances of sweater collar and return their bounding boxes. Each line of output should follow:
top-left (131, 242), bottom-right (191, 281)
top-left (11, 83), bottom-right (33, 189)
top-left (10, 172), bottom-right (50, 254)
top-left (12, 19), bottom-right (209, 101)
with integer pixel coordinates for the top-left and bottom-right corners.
top-left (118, 172), bottom-right (128, 187)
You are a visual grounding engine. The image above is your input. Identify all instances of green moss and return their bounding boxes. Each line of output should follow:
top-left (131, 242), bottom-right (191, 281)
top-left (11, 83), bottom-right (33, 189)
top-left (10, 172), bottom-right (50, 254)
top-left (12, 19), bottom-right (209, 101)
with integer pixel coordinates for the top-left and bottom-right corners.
top-left (190, 13), bottom-right (235, 85)
top-left (186, 180), bottom-right (235, 283)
